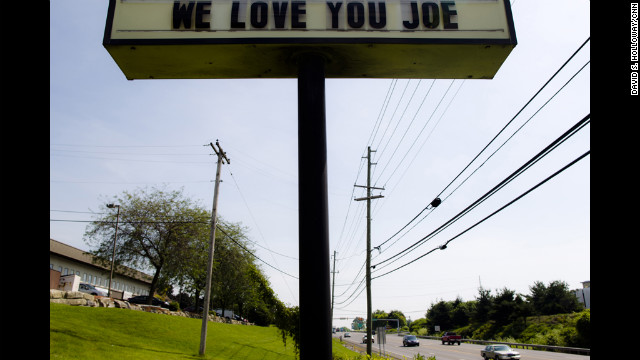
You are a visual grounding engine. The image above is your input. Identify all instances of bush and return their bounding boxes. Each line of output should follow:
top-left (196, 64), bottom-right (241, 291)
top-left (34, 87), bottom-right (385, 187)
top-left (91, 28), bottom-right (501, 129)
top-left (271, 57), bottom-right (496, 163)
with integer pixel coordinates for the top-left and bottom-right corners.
top-left (169, 301), bottom-right (180, 312)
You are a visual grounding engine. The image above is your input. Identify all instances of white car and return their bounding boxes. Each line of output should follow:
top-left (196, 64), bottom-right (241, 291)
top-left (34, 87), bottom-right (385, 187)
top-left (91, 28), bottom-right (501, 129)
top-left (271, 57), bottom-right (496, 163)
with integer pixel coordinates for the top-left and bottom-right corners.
top-left (480, 344), bottom-right (521, 360)
top-left (78, 283), bottom-right (107, 296)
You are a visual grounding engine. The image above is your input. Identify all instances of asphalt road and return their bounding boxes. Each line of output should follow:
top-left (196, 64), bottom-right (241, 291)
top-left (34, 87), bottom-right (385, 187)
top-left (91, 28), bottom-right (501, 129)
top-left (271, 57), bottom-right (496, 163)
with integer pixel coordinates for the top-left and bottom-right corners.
top-left (333, 332), bottom-right (590, 360)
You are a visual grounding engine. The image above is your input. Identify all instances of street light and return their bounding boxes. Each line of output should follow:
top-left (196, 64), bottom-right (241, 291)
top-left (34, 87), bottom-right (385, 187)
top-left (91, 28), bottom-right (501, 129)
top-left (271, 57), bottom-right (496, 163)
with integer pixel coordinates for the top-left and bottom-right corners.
top-left (106, 203), bottom-right (120, 298)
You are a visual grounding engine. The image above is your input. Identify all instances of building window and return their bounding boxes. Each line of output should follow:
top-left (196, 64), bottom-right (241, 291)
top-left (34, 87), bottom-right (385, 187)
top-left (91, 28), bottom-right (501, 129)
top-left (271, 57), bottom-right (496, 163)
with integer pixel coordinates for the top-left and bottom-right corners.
top-left (50, 264), bottom-right (54, 269)
top-left (63, 268), bottom-right (68, 275)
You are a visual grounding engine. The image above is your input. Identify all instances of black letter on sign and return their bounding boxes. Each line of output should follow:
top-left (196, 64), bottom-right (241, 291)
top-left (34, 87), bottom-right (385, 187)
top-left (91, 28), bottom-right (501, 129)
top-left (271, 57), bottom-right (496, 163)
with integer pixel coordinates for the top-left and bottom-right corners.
top-left (196, 2), bottom-right (211, 29)
top-left (231, 1), bottom-right (246, 28)
top-left (326, 2), bottom-right (342, 29)
top-left (251, 1), bottom-right (268, 28)
top-left (273, 2), bottom-right (288, 28)
top-left (173, 1), bottom-right (195, 29)
top-left (291, 1), bottom-right (306, 28)
top-left (347, 2), bottom-right (364, 28)
top-left (441, 1), bottom-right (458, 29)
top-left (402, 2), bottom-right (419, 29)
top-left (422, 2), bottom-right (439, 29)
top-left (368, 2), bottom-right (386, 29)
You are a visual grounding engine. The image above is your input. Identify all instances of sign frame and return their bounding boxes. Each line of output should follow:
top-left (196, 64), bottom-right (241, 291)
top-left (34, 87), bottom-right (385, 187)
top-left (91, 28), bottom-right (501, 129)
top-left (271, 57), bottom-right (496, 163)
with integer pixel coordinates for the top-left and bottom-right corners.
top-left (103, 0), bottom-right (517, 79)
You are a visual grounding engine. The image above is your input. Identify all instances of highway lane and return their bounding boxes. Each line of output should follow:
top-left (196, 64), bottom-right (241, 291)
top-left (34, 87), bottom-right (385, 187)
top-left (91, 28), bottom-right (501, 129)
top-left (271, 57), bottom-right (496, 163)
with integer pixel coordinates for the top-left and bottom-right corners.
top-left (333, 332), bottom-right (590, 360)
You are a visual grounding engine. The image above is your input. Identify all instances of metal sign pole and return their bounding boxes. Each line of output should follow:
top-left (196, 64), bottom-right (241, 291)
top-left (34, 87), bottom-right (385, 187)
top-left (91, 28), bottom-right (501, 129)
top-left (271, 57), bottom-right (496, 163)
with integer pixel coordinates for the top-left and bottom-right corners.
top-left (297, 53), bottom-right (331, 360)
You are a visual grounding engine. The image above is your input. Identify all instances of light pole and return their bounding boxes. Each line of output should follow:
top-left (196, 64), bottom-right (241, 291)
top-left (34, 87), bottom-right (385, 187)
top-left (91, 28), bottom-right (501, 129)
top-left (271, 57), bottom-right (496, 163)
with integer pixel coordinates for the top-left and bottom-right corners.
top-left (106, 203), bottom-right (120, 298)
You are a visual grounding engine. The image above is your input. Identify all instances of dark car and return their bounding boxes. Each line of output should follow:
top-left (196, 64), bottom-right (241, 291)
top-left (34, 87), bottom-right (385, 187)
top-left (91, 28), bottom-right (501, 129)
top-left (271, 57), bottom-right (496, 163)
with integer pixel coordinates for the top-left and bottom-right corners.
top-left (127, 295), bottom-right (177, 311)
top-left (403, 335), bottom-right (420, 347)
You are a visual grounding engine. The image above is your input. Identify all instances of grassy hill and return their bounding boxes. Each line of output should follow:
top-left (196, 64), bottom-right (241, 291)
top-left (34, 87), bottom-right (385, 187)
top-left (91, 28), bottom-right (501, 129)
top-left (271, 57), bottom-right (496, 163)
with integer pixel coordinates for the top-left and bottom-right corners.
top-left (51, 303), bottom-right (301, 359)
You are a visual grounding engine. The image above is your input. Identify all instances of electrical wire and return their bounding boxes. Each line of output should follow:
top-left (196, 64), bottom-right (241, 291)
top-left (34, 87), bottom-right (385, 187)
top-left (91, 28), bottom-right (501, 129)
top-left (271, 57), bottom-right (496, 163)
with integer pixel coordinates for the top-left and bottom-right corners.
top-left (372, 149), bottom-right (590, 280)
top-left (371, 37), bottom-right (590, 253)
top-left (371, 113), bottom-right (590, 270)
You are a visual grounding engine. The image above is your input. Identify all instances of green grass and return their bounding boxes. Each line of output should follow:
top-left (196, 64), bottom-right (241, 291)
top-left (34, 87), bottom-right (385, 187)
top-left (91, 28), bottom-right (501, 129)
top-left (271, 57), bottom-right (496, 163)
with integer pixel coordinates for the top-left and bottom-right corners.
top-left (50, 303), bottom-right (298, 359)
top-left (50, 303), bottom-right (367, 360)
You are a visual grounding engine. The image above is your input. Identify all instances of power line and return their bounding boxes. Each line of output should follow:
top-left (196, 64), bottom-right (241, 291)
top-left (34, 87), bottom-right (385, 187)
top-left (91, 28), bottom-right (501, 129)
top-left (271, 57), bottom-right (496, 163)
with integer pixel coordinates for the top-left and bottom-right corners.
top-left (216, 225), bottom-right (298, 279)
top-left (372, 149), bottom-right (590, 280)
top-left (371, 37), bottom-right (590, 254)
top-left (372, 113), bottom-right (590, 270)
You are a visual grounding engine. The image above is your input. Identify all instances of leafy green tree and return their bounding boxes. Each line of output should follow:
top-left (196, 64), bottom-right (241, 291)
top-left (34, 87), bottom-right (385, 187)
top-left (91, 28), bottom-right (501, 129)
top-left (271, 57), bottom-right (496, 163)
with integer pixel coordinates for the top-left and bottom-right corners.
top-left (84, 186), bottom-right (210, 305)
top-left (409, 318), bottom-right (427, 333)
top-left (387, 309), bottom-right (407, 328)
top-left (490, 287), bottom-right (516, 326)
top-left (426, 300), bottom-right (453, 332)
top-left (450, 297), bottom-right (472, 328)
top-left (211, 221), bottom-right (253, 316)
top-left (471, 287), bottom-right (493, 324)
top-left (528, 280), bottom-right (581, 315)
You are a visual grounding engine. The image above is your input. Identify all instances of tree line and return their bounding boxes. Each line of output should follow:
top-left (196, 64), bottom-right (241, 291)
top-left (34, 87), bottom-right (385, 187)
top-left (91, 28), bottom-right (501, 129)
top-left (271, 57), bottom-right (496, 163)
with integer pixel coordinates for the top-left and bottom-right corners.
top-left (84, 186), bottom-right (299, 352)
top-left (356, 280), bottom-right (589, 348)
top-left (412, 280), bottom-right (589, 347)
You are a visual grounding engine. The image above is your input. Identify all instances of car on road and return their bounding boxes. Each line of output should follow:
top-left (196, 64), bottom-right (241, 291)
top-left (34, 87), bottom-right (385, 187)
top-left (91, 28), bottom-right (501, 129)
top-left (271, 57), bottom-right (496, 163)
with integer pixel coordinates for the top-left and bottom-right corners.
top-left (362, 334), bottom-right (374, 343)
top-left (441, 331), bottom-right (461, 345)
top-left (127, 295), bottom-right (177, 311)
top-left (78, 283), bottom-right (107, 296)
top-left (344, 332), bottom-right (351, 337)
top-left (480, 344), bottom-right (521, 360)
top-left (402, 335), bottom-right (420, 347)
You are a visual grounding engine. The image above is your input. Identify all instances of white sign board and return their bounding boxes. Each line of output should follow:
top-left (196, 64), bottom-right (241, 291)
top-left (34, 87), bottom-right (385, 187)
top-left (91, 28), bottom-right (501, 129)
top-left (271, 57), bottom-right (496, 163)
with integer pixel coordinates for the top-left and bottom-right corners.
top-left (104, 0), bottom-right (516, 79)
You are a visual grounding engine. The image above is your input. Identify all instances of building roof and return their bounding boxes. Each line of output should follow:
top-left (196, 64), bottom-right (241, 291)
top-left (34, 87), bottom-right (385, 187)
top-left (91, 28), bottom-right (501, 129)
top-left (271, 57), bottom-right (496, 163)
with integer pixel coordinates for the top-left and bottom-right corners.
top-left (50, 238), bottom-right (153, 284)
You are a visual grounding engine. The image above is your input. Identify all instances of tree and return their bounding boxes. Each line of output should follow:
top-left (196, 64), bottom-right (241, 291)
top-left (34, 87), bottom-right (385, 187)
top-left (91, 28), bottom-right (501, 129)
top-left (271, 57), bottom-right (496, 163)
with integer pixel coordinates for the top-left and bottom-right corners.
top-left (528, 280), bottom-right (581, 315)
top-left (211, 221), bottom-right (254, 316)
top-left (471, 287), bottom-right (493, 324)
top-left (84, 186), bottom-right (210, 305)
top-left (489, 287), bottom-right (516, 326)
top-left (387, 310), bottom-right (407, 328)
top-left (352, 317), bottom-right (365, 331)
top-left (450, 297), bottom-right (473, 328)
top-left (426, 300), bottom-right (452, 332)
top-left (409, 318), bottom-right (427, 333)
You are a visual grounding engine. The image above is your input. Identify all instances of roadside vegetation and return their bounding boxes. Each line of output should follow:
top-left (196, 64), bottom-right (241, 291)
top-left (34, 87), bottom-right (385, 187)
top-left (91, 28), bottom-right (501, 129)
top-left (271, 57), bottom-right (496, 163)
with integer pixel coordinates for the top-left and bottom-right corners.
top-left (83, 186), bottom-right (300, 352)
top-left (368, 280), bottom-right (590, 349)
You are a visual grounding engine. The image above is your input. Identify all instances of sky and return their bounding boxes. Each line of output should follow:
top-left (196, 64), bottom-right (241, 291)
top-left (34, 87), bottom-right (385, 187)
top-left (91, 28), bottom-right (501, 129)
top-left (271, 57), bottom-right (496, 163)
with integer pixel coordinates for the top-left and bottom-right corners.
top-left (50, 0), bottom-right (590, 329)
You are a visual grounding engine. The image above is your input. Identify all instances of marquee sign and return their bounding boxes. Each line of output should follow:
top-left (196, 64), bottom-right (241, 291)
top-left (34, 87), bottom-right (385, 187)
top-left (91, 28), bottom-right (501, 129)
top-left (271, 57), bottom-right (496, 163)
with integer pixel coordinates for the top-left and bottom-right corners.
top-left (103, 0), bottom-right (516, 79)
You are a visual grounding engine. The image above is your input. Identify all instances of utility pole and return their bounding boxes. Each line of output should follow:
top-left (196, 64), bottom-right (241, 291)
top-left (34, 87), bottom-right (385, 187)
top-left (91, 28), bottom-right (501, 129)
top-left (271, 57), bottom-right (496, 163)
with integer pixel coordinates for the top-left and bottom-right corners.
top-left (330, 250), bottom-right (339, 328)
top-left (199, 140), bottom-right (230, 356)
top-left (354, 146), bottom-right (384, 357)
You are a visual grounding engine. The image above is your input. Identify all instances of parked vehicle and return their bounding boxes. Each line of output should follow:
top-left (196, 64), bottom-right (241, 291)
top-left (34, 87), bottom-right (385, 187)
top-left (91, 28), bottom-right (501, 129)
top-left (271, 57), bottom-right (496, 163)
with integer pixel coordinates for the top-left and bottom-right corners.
top-left (480, 344), bottom-right (521, 360)
top-left (127, 295), bottom-right (177, 311)
top-left (441, 331), bottom-right (461, 345)
top-left (78, 283), bottom-right (107, 296)
top-left (402, 335), bottom-right (420, 347)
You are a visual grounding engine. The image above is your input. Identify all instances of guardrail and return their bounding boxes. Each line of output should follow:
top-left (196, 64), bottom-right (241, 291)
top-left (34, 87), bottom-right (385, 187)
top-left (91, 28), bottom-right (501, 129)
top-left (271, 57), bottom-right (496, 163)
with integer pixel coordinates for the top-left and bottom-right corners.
top-left (395, 333), bottom-right (590, 356)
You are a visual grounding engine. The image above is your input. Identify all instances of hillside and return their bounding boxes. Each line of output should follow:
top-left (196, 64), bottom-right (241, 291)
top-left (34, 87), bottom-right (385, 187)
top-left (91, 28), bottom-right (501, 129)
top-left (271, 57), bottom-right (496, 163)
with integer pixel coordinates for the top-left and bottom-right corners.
top-left (453, 310), bottom-right (590, 347)
top-left (50, 303), bottom-right (298, 360)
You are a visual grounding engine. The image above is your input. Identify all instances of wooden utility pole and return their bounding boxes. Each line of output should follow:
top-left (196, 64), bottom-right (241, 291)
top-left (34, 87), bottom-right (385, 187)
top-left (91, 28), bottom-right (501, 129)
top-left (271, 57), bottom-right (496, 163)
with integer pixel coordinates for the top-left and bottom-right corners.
top-left (199, 140), bottom-right (230, 356)
top-left (354, 146), bottom-right (384, 357)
